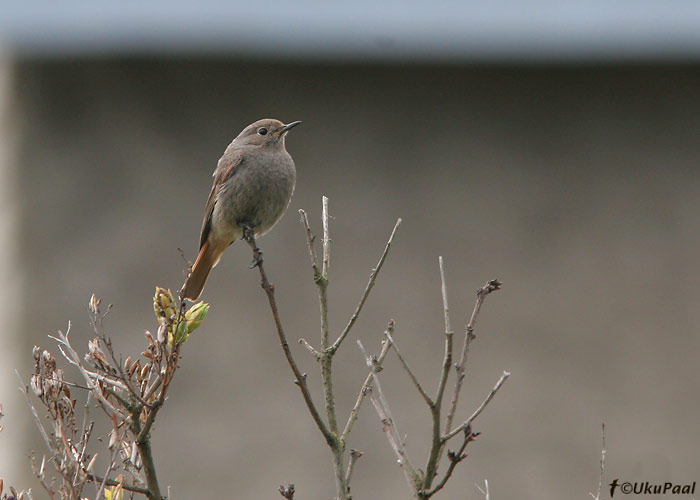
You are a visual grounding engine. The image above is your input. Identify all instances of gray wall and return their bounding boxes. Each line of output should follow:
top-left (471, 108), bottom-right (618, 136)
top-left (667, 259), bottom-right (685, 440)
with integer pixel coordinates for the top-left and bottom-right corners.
top-left (5, 60), bottom-right (700, 498)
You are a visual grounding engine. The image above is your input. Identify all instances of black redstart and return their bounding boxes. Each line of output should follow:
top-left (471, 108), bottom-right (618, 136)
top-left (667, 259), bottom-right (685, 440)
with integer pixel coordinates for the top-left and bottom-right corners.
top-left (180, 118), bottom-right (300, 301)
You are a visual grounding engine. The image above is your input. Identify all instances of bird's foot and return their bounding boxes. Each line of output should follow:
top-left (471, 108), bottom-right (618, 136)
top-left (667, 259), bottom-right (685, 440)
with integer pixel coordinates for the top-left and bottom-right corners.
top-left (240, 223), bottom-right (256, 243)
top-left (239, 223), bottom-right (263, 267)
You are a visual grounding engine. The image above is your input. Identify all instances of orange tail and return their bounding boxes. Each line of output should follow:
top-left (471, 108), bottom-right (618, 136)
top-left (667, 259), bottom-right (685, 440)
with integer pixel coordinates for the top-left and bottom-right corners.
top-left (180, 241), bottom-right (224, 301)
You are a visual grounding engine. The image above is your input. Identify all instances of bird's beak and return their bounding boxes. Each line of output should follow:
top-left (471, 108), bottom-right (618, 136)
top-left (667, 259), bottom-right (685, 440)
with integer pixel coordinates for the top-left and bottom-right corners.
top-left (278, 121), bottom-right (302, 134)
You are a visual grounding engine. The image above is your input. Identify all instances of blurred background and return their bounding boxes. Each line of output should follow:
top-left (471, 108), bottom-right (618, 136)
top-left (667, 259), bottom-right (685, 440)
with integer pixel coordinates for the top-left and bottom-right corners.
top-left (1, 1), bottom-right (699, 498)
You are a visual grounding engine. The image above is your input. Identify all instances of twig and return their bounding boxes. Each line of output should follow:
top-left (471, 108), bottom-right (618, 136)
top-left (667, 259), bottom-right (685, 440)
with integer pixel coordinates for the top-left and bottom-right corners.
top-left (476, 479), bottom-right (490, 500)
top-left (434, 257), bottom-right (453, 409)
top-left (304, 201), bottom-right (331, 350)
top-left (439, 257), bottom-right (452, 335)
top-left (385, 331), bottom-right (433, 407)
top-left (590, 423), bottom-right (606, 500)
top-left (49, 326), bottom-right (123, 415)
top-left (298, 210), bottom-right (321, 280)
top-left (87, 474), bottom-right (150, 495)
top-left (298, 338), bottom-right (321, 360)
top-left (423, 426), bottom-right (479, 497)
top-left (419, 258), bottom-right (455, 493)
top-left (443, 371), bottom-right (510, 441)
top-left (344, 449), bottom-right (363, 487)
top-left (243, 233), bottom-right (334, 447)
top-left (94, 433), bottom-right (122, 500)
top-left (279, 484), bottom-right (295, 499)
top-left (16, 372), bottom-right (52, 450)
top-left (89, 301), bottom-right (150, 408)
top-left (142, 377), bottom-right (163, 403)
top-left (329, 218), bottom-right (401, 354)
top-left (300, 202), bottom-right (345, 497)
top-left (322, 195), bottom-right (331, 278)
top-left (358, 340), bottom-right (421, 492)
top-left (135, 426), bottom-right (161, 500)
top-left (444, 279), bottom-right (502, 435)
top-left (340, 320), bottom-right (395, 445)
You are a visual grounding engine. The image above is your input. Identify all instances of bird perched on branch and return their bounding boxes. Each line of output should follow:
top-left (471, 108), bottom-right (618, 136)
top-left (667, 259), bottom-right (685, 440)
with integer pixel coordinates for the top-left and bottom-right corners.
top-left (180, 118), bottom-right (301, 301)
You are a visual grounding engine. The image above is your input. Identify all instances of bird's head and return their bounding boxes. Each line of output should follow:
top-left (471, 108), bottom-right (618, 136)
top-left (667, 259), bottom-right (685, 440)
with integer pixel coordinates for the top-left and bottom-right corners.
top-left (232, 118), bottom-right (302, 148)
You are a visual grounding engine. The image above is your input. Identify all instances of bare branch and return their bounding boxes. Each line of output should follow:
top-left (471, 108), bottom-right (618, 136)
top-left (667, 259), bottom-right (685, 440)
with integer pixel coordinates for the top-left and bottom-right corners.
top-left (298, 338), bottom-right (321, 360)
top-left (443, 371), bottom-right (510, 441)
top-left (444, 279), bottom-right (502, 435)
top-left (385, 331), bottom-right (433, 408)
top-left (439, 257), bottom-right (452, 335)
top-left (298, 209), bottom-right (321, 281)
top-left (16, 372), bottom-right (52, 450)
top-left (340, 320), bottom-right (395, 445)
top-left (344, 449), bottom-right (363, 489)
top-left (590, 423), bottom-right (606, 500)
top-left (476, 479), bottom-right (490, 500)
top-left (49, 326), bottom-right (124, 416)
top-left (329, 218), bottom-right (401, 354)
top-left (419, 259), bottom-right (455, 493)
top-left (322, 195), bottom-right (331, 278)
top-left (87, 474), bottom-right (150, 495)
top-left (434, 258), bottom-right (453, 410)
top-left (358, 340), bottom-right (421, 492)
top-left (243, 233), bottom-right (334, 447)
top-left (423, 426), bottom-right (479, 497)
top-left (299, 201), bottom-right (346, 496)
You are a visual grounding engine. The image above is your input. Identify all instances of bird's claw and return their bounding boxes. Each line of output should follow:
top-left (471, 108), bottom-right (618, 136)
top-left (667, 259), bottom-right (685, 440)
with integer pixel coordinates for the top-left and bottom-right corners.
top-left (240, 224), bottom-right (256, 243)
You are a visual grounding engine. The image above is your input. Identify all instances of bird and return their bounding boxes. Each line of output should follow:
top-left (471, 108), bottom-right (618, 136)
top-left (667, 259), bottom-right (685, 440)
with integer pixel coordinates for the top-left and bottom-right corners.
top-left (180, 118), bottom-right (301, 301)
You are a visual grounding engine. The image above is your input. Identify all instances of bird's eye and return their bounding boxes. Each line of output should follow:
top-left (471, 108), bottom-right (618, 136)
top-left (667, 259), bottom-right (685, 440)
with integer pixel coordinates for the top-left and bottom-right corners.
top-left (257, 127), bottom-right (268, 136)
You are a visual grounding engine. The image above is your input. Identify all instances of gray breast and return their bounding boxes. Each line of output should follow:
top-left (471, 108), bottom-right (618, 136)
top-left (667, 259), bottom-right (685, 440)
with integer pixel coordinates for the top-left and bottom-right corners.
top-left (217, 148), bottom-right (296, 236)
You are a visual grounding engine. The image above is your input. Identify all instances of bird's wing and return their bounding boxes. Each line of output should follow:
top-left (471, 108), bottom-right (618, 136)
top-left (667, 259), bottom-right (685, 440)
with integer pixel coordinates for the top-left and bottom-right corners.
top-left (199, 150), bottom-right (246, 249)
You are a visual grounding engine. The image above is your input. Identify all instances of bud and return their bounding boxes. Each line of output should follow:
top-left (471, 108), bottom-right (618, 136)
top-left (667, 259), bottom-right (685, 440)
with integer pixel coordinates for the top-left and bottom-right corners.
top-left (86, 339), bottom-right (109, 367)
top-left (104, 476), bottom-right (124, 500)
top-left (108, 428), bottom-right (118, 449)
top-left (156, 323), bottom-right (167, 344)
top-left (153, 287), bottom-right (177, 325)
top-left (168, 302), bottom-right (209, 346)
top-left (174, 319), bottom-right (188, 345)
top-left (89, 294), bottom-right (100, 314)
top-left (139, 364), bottom-right (149, 381)
top-left (185, 302), bottom-right (209, 334)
